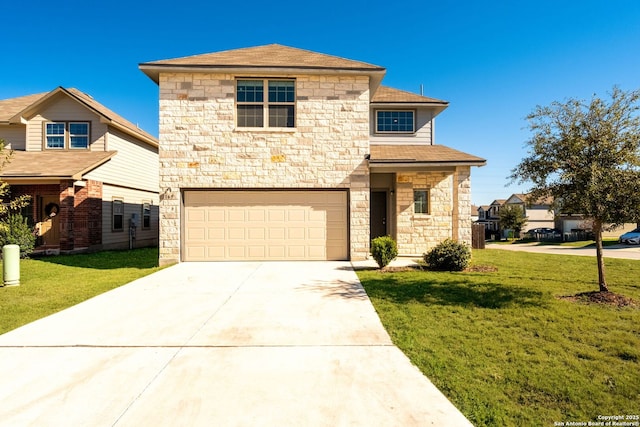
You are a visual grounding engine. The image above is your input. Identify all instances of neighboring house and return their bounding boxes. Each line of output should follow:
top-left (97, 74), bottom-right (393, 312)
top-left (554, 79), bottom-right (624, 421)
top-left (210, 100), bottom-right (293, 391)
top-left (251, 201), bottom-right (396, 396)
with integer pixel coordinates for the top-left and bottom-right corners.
top-left (139, 44), bottom-right (485, 265)
top-left (504, 193), bottom-right (555, 232)
top-left (0, 87), bottom-right (159, 253)
top-left (486, 199), bottom-right (505, 235)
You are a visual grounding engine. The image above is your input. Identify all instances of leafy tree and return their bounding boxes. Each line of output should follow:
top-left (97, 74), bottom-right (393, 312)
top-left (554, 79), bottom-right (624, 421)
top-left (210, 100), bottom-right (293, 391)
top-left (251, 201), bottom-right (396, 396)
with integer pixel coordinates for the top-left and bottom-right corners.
top-left (510, 87), bottom-right (640, 292)
top-left (0, 139), bottom-right (32, 254)
top-left (498, 204), bottom-right (528, 239)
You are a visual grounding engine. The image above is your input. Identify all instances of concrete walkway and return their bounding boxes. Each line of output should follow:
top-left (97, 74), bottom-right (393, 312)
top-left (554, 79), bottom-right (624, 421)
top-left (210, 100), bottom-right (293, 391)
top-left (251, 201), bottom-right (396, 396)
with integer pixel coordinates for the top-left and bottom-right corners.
top-left (0, 261), bottom-right (470, 426)
top-left (486, 242), bottom-right (640, 260)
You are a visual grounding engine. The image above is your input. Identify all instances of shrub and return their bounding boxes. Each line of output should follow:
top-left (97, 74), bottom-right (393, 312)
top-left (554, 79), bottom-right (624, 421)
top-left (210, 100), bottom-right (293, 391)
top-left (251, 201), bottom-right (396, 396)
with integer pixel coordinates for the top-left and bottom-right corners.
top-left (0, 214), bottom-right (36, 258)
top-left (370, 236), bottom-right (398, 269)
top-left (424, 239), bottom-right (471, 271)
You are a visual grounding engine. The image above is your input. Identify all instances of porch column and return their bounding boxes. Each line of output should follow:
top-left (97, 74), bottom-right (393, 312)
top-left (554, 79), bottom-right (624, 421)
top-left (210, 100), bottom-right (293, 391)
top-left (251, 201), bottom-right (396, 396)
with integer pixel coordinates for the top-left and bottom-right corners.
top-left (59, 180), bottom-right (74, 251)
top-left (453, 167), bottom-right (472, 245)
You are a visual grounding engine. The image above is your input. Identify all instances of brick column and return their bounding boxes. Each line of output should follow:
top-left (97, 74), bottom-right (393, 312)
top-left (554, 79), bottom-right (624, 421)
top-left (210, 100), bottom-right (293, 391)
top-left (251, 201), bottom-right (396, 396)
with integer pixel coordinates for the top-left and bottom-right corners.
top-left (59, 181), bottom-right (75, 251)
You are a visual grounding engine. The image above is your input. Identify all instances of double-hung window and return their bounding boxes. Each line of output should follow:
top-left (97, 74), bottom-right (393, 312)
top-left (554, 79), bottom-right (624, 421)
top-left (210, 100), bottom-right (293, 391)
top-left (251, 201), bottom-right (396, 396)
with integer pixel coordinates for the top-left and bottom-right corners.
top-left (142, 202), bottom-right (151, 229)
top-left (45, 121), bottom-right (90, 149)
top-left (414, 189), bottom-right (430, 214)
top-left (112, 199), bottom-right (124, 231)
top-left (236, 79), bottom-right (295, 128)
top-left (376, 110), bottom-right (415, 133)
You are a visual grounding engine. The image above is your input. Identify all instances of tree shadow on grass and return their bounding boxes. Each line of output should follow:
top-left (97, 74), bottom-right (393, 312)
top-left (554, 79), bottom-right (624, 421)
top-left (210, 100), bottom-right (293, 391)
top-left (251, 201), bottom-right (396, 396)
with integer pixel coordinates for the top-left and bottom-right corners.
top-left (32, 248), bottom-right (159, 270)
top-left (361, 277), bottom-right (547, 309)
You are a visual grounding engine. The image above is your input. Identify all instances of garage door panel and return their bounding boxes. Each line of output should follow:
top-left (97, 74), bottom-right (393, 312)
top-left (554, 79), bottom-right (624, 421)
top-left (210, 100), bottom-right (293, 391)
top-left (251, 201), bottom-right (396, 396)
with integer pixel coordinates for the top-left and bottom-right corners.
top-left (184, 190), bottom-right (348, 261)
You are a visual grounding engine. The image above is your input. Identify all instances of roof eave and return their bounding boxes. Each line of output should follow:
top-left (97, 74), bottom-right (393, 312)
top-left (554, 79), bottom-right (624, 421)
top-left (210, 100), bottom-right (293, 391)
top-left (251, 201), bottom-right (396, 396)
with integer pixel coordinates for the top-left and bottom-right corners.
top-left (369, 160), bottom-right (486, 169)
top-left (370, 102), bottom-right (448, 116)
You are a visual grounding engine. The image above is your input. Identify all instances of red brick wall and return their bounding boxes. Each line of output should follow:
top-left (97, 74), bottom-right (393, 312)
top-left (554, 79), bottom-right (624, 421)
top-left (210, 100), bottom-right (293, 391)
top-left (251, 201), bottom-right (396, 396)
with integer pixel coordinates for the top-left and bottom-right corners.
top-left (11, 181), bottom-right (104, 251)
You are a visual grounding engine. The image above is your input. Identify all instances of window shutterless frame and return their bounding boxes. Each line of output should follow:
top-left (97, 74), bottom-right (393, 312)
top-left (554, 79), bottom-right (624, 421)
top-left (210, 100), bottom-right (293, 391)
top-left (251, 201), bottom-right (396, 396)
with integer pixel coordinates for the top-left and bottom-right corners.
top-left (375, 110), bottom-right (416, 134)
top-left (236, 79), bottom-right (295, 128)
top-left (44, 121), bottom-right (90, 150)
top-left (142, 202), bottom-right (151, 230)
top-left (414, 189), bottom-right (430, 214)
top-left (112, 198), bottom-right (124, 231)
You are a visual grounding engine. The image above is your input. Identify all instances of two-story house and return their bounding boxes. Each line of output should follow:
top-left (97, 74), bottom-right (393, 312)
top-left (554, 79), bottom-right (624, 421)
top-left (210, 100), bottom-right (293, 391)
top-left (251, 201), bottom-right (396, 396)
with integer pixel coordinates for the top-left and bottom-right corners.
top-left (139, 44), bottom-right (485, 265)
top-left (0, 87), bottom-right (159, 253)
top-left (504, 193), bottom-right (555, 233)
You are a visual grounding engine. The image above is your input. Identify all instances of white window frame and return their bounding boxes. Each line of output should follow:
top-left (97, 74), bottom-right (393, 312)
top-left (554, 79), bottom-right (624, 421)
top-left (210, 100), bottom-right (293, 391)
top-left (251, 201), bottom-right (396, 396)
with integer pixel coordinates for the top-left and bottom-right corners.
top-left (142, 201), bottom-right (151, 230)
top-left (236, 79), bottom-right (296, 129)
top-left (45, 122), bottom-right (66, 149)
top-left (112, 198), bottom-right (124, 232)
top-left (414, 189), bottom-right (430, 214)
top-left (375, 110), bottom-right (416, 134)
top-left (44, 121), bottom-right (90, 150)
top-left (69, 122), bottom-right (89, 149)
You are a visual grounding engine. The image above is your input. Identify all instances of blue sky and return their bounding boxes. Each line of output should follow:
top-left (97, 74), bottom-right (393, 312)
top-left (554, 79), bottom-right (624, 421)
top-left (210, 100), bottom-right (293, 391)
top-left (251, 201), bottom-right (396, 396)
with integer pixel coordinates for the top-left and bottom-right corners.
top-left (2, 0), bottom-right (639, 205)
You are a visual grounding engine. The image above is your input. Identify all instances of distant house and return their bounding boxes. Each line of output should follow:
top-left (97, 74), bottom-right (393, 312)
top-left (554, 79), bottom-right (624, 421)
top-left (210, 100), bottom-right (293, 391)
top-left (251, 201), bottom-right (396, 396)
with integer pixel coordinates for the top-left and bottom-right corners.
top-left (0, 87), bottom-right (159, 253)
top-left (504, 193), bottom-right (555, 232)
top-left (139, 44), bottom-right (486, 264)
top-left (486, 199), bottom-right (505, 235)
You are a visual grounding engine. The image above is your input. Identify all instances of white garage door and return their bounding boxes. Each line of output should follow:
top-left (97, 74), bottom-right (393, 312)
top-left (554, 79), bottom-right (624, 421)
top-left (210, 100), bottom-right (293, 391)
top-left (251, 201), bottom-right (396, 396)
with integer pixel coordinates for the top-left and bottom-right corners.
top-left (183, 190), bottom-right (348, 261)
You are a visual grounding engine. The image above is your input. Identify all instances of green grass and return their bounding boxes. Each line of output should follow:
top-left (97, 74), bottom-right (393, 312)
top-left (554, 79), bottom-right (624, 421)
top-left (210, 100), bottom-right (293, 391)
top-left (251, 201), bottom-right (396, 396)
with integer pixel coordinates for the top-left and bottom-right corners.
top-left (357, 250), bottom-right (640, 426)
top-left (0, 247), bottom-right (163, 335)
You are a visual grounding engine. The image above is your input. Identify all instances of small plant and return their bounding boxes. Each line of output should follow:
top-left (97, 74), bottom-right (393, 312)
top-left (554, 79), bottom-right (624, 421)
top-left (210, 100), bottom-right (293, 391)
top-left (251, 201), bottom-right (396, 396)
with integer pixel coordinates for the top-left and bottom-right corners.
top-left (424, 238), bottom-right (471, 271)
top-left (0, 214), bottom-right (36, 257)
top-left (370, 236), bottom-right (398, 269)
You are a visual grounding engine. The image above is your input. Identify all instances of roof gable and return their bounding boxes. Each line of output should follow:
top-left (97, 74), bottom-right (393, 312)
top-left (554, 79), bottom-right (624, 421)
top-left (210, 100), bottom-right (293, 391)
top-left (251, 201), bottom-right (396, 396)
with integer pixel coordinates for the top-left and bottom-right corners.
top-left (139, 44), bottom-right (386, 90)
top-left (142, 44), bottom-right (385, 71)
top-left (0, 87), bottom-right (157, 148)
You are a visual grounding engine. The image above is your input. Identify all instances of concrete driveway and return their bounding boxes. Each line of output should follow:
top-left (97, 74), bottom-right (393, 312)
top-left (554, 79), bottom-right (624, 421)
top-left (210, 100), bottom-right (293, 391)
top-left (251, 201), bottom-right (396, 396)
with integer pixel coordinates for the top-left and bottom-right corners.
top-left (0, 261), bottom-right (471, 426)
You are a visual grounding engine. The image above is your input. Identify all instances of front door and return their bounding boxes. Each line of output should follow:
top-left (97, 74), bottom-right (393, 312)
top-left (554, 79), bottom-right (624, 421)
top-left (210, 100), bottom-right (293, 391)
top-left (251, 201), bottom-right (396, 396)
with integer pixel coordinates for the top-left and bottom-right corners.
top-left (39, 196), bottom-right (60, 246)
top-left (370, 191), bottom-right (387, 239)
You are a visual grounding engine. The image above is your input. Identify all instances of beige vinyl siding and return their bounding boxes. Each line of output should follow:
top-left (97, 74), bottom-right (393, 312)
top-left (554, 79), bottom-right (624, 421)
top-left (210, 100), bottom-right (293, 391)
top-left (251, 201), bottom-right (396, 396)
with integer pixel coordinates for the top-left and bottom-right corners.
top-left (25, 95), bottom-right (107, 151)
top-left (84, 128), bottom-right (158, 193)
top-left (0, 125), bottom-right (26, 150)
top-left (101, 184), bottom-right (159, 250)
top-left (369, 108), bottom-right (434, 144)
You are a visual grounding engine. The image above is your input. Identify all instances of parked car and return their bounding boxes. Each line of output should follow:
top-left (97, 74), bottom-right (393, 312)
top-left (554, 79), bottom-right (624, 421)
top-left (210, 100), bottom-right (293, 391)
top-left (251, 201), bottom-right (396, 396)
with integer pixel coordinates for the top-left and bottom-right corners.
top-left (524, 228), bottom-right (562, 239)
top-left (619, 228), bottom-right (640, 245)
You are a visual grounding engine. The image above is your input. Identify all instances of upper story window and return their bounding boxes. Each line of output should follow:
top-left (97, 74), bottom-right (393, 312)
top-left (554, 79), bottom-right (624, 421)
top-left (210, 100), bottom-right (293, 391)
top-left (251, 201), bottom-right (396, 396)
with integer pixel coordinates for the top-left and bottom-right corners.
top-left (376, 110), bottom-right (415, 133)
top-left (45, 122), bottom-right (90, 149)
top-left (236, 79), bottom-right (295, 128)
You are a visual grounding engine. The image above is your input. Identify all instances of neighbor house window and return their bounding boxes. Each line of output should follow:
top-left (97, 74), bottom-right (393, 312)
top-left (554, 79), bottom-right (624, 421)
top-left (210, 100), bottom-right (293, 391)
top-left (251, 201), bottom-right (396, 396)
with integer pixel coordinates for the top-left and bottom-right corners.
top-left (376, 111), bottom-right (415, 133)
top-left (237, 79), bottom-right (295, 128)
top-left (142, 202), bottom-right (151, 229)
top-left (45, 123), bottom-right (65, 149)
top-left (414, 190), bottom-right (429, 214)
top-left (69, 122), bottom-right (89, 149)
top-left (45, 121), bottom-right (90, 149)
top-left (112, 199), bottom-right (124, 231)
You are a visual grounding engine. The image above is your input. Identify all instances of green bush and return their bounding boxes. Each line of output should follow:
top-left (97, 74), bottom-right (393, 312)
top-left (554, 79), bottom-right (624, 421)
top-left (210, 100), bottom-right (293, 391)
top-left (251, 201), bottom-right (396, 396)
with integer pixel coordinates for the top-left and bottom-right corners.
top-left (424, 239), bottom-right (471, 271)
top-left (0, 214), bottom-right (36, 258)
top-left (370, 236), bottom-right (398, 269)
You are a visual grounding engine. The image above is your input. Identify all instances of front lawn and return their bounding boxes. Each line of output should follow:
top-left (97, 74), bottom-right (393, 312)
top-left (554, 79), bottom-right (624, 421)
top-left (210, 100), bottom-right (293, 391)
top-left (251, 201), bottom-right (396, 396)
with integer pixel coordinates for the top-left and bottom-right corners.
top-left (0, 248), bottom-right (163, 335)
top-left (357, 250), bottom-right (640, 426)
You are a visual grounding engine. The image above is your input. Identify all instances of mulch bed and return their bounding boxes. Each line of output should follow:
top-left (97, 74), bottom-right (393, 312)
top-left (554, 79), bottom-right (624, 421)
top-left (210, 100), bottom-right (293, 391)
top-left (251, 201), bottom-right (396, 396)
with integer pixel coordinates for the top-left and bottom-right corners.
top-left (558, 291), bottom-right (639, 308)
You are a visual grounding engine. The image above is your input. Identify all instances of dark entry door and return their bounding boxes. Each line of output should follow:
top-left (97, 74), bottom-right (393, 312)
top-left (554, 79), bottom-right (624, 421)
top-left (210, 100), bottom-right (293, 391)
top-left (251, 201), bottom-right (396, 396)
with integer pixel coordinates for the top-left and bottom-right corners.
top-left (370, 191), bottom-right (387, 239)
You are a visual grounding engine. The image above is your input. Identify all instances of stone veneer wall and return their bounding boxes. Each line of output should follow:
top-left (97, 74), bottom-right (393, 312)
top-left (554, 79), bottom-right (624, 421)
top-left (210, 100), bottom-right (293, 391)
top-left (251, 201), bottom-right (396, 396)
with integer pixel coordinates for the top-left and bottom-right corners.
top-left (157, 73), bottom-right (371, 265)
top-left (395, 167), bottom-right (472, 255)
